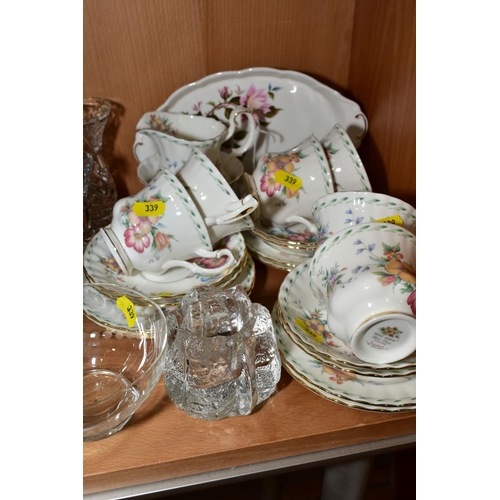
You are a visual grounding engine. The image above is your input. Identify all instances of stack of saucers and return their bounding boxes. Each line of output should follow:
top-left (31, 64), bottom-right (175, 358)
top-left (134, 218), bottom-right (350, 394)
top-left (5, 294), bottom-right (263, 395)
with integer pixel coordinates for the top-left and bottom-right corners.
top-left (244, 217), bottom-right (317, 271)
top-left (272, 261), bottom-right (416, 412)
top-left (83, 231), bottom-right (256, 314)
top-left (272, 190), bottom-right (417, 412)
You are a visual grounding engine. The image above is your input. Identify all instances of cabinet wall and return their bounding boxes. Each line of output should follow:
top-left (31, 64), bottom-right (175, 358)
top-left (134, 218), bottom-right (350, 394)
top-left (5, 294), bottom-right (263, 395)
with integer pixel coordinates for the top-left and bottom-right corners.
top-left (84, 0), bottom-right (415, 206)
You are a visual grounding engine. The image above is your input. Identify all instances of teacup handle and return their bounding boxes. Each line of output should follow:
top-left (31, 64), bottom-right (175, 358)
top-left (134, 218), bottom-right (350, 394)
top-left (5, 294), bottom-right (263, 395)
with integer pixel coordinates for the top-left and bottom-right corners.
top-left (224, 107), bottom-right (258, 156)
top-left (204, 194), bottom-right (259, 226)
top-left (137, 153), bottom-right (161, 185)
top-left (133, 132), bottom-right (160, 163)
top-left (285, 215), bottom-right (318, 234)
top-left (140, 248), bottom-right (235, 282)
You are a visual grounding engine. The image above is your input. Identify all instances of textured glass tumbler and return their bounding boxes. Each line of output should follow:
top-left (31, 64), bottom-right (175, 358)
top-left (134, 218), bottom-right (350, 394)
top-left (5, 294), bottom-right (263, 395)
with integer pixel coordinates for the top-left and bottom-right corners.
top-left (163, 285), bottom-right (281, 420)
top-left (83, 97), bottom-right (117, 235)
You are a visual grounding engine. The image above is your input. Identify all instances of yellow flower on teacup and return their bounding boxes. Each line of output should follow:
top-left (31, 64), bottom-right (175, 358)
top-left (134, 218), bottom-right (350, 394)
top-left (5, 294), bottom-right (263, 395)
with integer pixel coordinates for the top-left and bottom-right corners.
top-left (384, 259), bottom-right (416, 285)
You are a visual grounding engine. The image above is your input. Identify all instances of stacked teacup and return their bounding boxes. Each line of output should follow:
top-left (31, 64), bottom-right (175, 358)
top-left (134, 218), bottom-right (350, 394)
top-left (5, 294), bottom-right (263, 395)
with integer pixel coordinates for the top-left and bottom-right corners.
top-left (273, 191), bottom-right (417, 411)
top-left (242, 123), bottom-right (372, 271)
top-left (83, 109), bottom-right (261, 311)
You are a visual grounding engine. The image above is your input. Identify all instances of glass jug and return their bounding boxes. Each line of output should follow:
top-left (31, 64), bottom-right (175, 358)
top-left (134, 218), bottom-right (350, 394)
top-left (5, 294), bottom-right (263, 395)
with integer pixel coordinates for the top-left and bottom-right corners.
top-left (83, 97), bottom-right (117, 243)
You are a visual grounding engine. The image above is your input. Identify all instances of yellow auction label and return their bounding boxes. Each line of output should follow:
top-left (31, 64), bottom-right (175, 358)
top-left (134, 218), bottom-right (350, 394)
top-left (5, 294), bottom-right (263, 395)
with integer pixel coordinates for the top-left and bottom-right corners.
top-left (295, 318), bottom-right (323, 343)
top-left (274, 170), bottom-right (302, 191)
top-left (116, 296), bottom-right (137, 327)
top-left (373, 215), bottom-right (404, 226)
top-left (132, 200), bottom-right (165, 217)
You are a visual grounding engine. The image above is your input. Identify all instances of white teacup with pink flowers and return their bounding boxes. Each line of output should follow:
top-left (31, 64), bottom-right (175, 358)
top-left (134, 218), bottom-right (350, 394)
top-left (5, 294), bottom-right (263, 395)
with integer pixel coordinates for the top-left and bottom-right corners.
top-left (100, 168), bottom-right (236, 282)
top-left (250, 135), bottom-right (334, 231)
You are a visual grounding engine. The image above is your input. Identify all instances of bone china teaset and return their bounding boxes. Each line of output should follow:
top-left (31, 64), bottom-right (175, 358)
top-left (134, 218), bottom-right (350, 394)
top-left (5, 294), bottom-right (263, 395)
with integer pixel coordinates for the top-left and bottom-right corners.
top-left (83, 68), bottom-right (416, 440)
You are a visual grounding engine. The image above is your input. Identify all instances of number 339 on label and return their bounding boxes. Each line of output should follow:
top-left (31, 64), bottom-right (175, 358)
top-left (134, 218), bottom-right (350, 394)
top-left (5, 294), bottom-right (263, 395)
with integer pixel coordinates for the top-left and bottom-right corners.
top-left (132, 201), bottom-right (166, 216)
top-left (274, 170), bottom-right (303, 191)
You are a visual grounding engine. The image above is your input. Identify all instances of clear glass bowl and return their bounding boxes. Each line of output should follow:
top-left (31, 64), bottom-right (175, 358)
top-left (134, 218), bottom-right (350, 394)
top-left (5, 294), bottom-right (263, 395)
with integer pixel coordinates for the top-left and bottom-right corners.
top-left (83, 283), bottom-right (168, 441)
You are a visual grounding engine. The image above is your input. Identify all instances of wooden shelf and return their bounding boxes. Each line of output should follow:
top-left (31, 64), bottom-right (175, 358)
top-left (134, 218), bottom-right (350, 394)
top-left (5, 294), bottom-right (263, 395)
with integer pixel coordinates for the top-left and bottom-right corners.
top-left (83, 262), bottom-right (415, 497)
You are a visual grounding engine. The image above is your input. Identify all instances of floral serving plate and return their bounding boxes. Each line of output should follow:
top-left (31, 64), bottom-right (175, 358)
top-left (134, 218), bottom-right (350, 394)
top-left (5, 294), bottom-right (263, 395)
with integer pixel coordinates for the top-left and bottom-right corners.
top-left (272, 305), bottom-right (416, 408)
top-left (84, 231), bottom-right (247, 298)
top-left (278, 260), bottom-right (417, 370)
top-left (158, 67), bottom-right (368, 171)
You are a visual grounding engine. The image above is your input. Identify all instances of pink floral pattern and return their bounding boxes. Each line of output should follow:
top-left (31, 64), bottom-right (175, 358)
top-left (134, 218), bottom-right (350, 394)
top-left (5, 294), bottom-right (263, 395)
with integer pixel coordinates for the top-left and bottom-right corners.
top-left (321, 364), bottom-right (357, 385)
top-left (192, 83), bottom-right (282, 129)
top-left (119, 192), bottom-right (176, 262)
top-left (258, 151), bottom-right (305, 201)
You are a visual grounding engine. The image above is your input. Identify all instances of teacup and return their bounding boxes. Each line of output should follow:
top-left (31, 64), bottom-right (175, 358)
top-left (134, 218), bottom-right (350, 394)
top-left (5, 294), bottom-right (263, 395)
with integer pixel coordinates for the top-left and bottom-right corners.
top-left (134, 109), bottom-right (258, 181)
top-left (218, 152), bottom-right (245, 196)
top-left (308, 222), bottom-right (416, 364)
top-left (308, 222), bottom-right (416, 305)
top-left (321, 123), bottom-right (372, 192)
top-left (312, 191), bottom-right (417, 246)
top-left (326, 265), bottom-right (416, 364)
top-left (207, 215), bottom-right (254, 245)
top-left (100, 167), bottom-right (236, 281)
top-left (177, 148), bottom-right (259, 231)
top-left (250, 135), bottom-right (334, 232)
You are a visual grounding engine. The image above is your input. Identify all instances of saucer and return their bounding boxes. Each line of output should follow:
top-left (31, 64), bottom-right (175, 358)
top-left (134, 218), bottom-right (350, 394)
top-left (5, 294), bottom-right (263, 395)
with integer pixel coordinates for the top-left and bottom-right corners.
top-left (250, 215), bottom-right (318, 249)
top-left (321, 124), bottom-right (372, 192)
top-left (278, 260), bottom-right (416, 370)
top-left (275, 303), bottom-right (416, 378)
top-left (272, 305), bottom-right (416, 409)
top-left (244, 231), bottom-right (311, 271)
top-left (83, 284), bottom-right (162, 334)
top-left (84, 231), bottom-right (246, 298)
top-left (157, 253), bottom-right (257, 315)
top-left (281, 359), bottom-right (416, 413)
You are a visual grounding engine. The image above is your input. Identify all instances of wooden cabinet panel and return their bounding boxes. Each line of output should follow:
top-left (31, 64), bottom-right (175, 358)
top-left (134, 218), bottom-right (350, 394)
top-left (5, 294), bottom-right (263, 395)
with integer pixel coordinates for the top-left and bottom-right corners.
top-left (84, 0), bottom-right (415, 205)
top-left (349, 0), bottom-right (416, 206)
